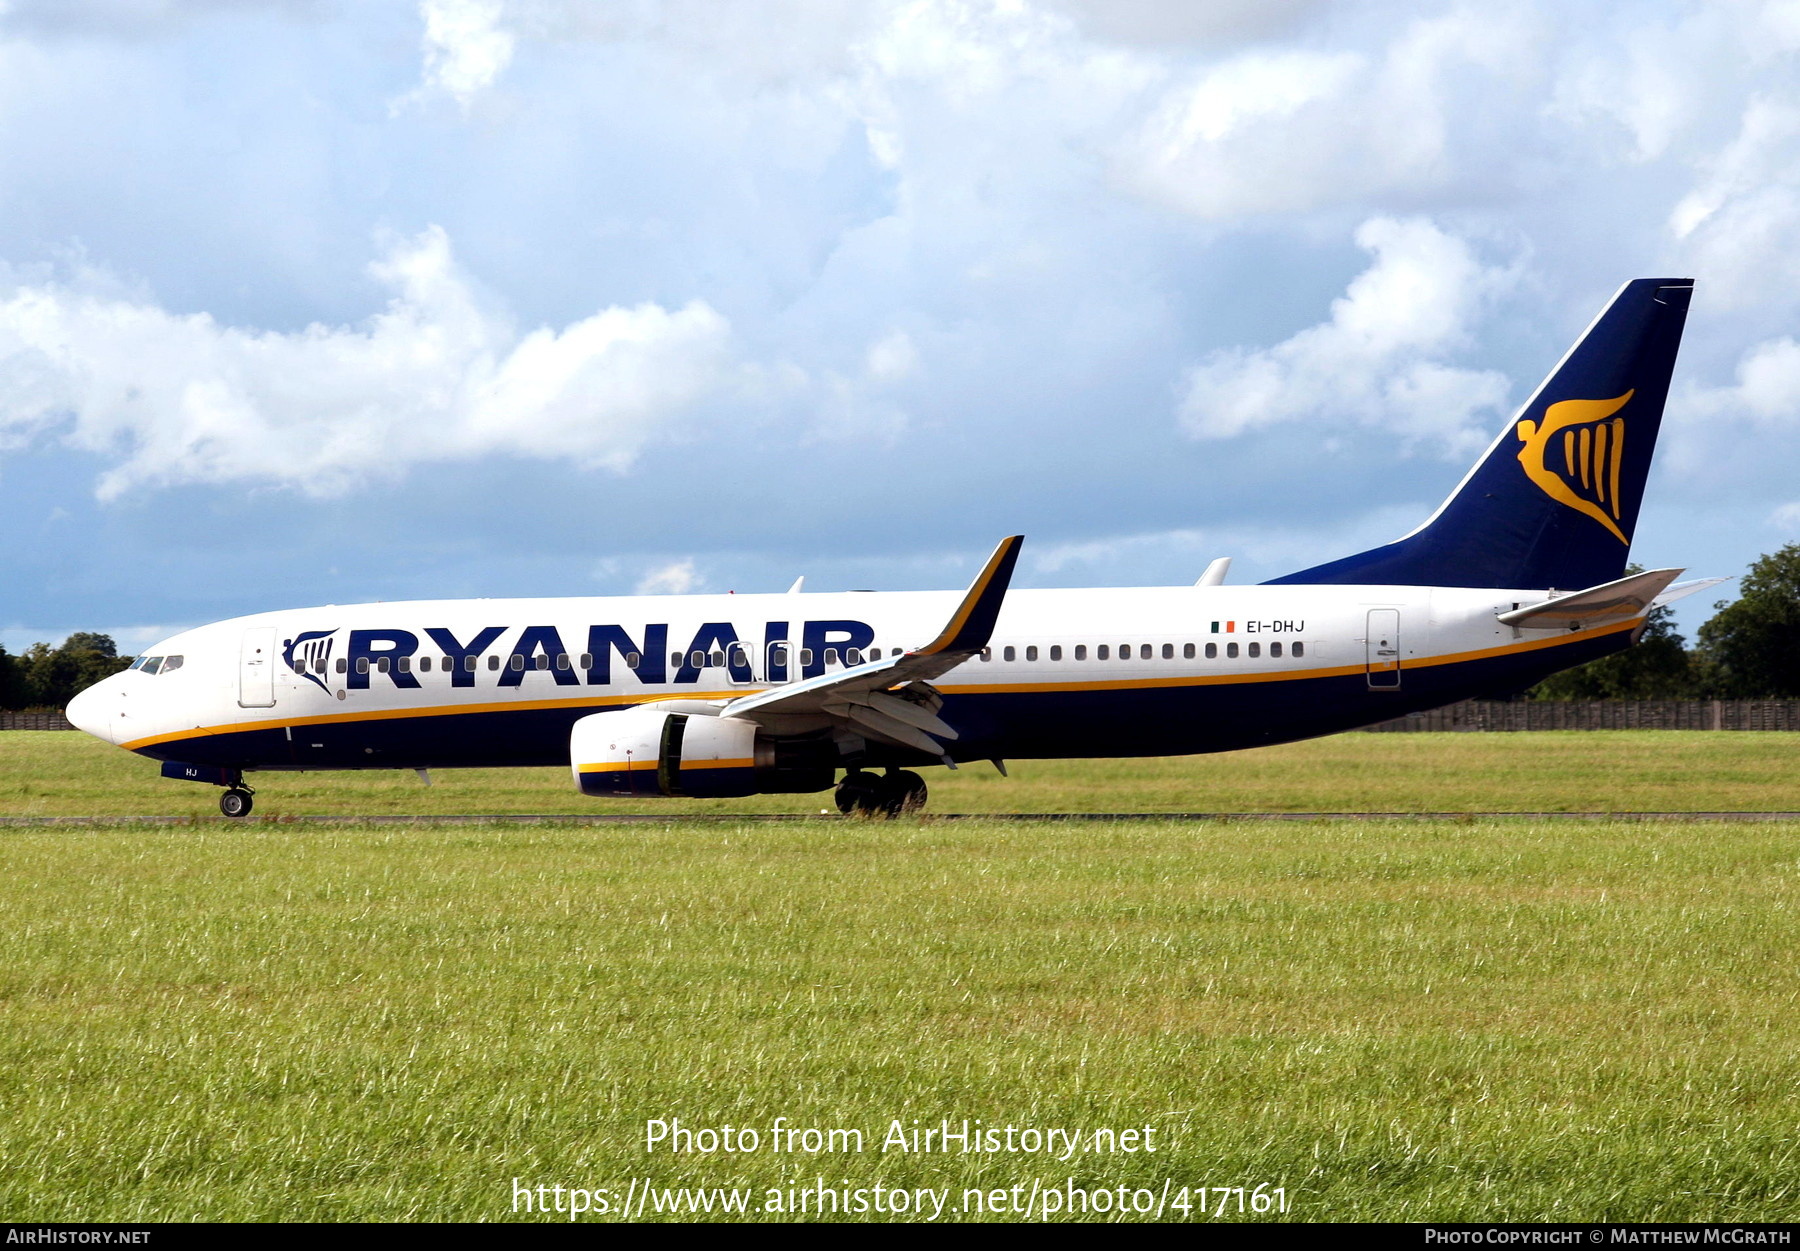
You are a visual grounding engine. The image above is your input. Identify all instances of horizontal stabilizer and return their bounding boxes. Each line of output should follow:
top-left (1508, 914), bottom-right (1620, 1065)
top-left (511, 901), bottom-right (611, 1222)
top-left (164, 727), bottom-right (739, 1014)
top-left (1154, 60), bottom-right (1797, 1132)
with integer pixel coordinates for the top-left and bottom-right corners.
top-left (1497, 567), bottom-right (1684, 630)
top-left (1654, 576), bottom-right (1731, 607)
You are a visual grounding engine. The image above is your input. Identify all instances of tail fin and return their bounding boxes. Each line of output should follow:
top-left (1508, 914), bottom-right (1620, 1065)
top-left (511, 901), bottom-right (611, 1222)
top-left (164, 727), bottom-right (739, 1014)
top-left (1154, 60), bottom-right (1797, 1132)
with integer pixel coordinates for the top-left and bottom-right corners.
top-left (1268, 278), bottom-right (1693, 590)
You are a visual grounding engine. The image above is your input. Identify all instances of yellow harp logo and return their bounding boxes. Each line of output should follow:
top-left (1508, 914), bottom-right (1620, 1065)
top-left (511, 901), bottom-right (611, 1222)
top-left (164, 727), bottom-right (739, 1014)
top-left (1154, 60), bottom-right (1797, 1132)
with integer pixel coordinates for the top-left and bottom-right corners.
top-left (1514, 390), bottom-right (1634, 544)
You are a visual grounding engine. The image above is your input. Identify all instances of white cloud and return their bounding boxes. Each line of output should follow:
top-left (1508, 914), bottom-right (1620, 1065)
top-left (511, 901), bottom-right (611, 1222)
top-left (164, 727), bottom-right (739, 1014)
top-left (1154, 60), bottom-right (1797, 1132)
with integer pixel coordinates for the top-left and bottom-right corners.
top-left (1119, 7), bottom-right (1543, 220)
top-left (1769, 501), bottom-right (1800, 533)
top-left (1693, 336), bottom-right (1800, 424)
top-left (635, 558), bottom-right (700, 595)
top-left (416, 0), bottom-right (515, 108)
top-left (865, 328), bottom-right (917, 382)
top-left (1667, 96), bottom-right (1800, 310)
top-left (1175, 216), bottom-right (1514, 453)
top-left (0, 226), bottom-right (735, 497)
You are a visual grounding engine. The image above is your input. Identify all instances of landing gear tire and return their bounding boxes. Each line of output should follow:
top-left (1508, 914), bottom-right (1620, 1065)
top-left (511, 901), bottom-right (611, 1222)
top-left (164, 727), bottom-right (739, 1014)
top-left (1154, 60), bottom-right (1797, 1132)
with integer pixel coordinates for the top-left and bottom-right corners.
top-left (220, 788), bottom-right (254, 819)
top-left (887, 769), bottom-right (928, 815)
top-left (834, 769), bottom-right (929, 818)
top-left (835, 771), bottom-right (887, 816)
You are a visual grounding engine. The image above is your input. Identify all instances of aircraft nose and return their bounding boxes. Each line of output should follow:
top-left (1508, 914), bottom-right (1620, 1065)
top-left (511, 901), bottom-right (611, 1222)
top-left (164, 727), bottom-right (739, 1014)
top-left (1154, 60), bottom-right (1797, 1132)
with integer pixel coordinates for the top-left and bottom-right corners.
top-left (65, 679), bottom-right (117, 744)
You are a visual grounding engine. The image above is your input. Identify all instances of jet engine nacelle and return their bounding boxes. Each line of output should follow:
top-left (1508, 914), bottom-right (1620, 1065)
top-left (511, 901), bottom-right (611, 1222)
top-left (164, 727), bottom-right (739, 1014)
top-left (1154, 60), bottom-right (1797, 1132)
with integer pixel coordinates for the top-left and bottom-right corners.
top-left (570, 707), bottom-right (834, 798)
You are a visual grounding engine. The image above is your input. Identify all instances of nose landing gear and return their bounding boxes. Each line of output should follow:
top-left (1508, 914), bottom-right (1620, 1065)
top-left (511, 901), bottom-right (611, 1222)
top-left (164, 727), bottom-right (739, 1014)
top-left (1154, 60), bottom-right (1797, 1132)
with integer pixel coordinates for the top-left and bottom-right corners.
top-left (834, 768), bottom-right (929, 817)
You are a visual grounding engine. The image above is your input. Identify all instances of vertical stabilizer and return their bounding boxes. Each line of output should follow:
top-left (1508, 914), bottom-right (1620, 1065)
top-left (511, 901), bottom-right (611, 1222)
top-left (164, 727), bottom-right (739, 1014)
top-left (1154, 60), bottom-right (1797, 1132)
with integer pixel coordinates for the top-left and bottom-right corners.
top-left (1269, 279), bottom-right (1693, 590)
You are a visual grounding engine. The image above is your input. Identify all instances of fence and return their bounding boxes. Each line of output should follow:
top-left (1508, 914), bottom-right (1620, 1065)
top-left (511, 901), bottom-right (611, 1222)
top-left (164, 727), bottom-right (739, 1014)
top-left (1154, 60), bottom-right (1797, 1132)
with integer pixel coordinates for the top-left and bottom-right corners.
top-left (0, 712), bottom-right (75, 731)
top-left (1362, 700), bottom-right (1800, 732)
top-left (6, 703), bottom-right (1800, 734)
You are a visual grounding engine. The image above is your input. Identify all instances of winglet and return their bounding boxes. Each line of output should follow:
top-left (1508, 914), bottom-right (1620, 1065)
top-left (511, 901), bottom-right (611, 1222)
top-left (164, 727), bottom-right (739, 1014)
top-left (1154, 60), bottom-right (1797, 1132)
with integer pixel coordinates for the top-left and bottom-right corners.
top-left (916, 535), bottom-right (1023, 657)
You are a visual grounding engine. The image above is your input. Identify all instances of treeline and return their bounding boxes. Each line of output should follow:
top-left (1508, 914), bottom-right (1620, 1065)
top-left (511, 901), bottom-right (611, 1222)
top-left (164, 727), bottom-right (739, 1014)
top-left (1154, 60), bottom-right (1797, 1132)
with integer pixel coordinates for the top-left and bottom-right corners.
top-left (6, 544), bottom-right (1800, 709)
top-left (1532, 544), bottom-right (1800, 699)
top-left (0, 633), bottom-right (134, 711)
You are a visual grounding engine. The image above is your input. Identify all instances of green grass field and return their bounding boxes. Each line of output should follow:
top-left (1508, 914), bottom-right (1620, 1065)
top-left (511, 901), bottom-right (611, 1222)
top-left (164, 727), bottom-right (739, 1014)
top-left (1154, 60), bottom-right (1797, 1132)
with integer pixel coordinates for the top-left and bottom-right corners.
top-left (2, 732), bottom-right (1799, 1223)
top-left (3, 728), bottom-right (1799, 816)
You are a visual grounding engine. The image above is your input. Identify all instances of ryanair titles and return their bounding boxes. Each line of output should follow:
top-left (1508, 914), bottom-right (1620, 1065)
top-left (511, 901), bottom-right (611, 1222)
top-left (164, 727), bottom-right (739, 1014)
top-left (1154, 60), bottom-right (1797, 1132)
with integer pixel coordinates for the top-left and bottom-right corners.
top-left (284, 620), bottom-right (877, 691)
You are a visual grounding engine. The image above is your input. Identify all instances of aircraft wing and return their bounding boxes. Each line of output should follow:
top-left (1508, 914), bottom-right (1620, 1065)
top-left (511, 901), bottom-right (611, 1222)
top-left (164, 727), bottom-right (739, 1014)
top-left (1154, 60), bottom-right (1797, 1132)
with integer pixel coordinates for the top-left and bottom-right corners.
top-left (1496, 567), bottom-right (1685, 630)
top-left (719, 535), bottom-right (1023, 762)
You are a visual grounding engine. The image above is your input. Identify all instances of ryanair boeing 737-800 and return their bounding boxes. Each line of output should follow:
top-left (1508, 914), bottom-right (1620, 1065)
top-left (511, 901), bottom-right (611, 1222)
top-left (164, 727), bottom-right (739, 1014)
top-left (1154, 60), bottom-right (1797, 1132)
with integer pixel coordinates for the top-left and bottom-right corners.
top-left (67, 279), bottom-right (1715, 817)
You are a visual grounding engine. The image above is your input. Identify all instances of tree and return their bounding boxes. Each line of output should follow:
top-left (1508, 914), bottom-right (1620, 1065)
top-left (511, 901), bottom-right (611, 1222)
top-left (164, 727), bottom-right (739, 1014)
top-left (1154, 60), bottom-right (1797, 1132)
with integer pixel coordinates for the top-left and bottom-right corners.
top-left (1696, 543), bottom-right (1800, 697)
top-left (1529, 567), bottom-right (1697, 699)
top-left (61, 632), bottom-right (118, 658)
top-left (2, 635), bottom-right (134, 710)
top-left (0, 646), bottom-right (27, 710)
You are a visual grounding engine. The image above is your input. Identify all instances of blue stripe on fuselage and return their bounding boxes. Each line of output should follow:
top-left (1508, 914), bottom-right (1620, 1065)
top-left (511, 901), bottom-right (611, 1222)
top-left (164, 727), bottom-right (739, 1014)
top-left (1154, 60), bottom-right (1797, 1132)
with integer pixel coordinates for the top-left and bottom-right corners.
top-left (135, 626), bottom-right (1628, 772)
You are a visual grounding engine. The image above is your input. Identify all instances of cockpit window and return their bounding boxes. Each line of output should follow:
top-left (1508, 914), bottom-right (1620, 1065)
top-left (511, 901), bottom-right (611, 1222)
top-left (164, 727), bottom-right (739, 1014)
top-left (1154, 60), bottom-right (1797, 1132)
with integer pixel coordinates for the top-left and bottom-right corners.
top-left (132, 654), bottom-right (182, 674)
top-left (162, 655), bottom-right (183, 672)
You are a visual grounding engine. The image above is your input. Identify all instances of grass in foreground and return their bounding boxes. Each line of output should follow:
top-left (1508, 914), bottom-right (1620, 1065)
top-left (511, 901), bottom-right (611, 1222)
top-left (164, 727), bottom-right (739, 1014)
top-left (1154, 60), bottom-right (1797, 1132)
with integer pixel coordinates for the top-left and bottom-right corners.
top-left (3, 729), bottom-right (1800, 817)
top-left (2, 816), bottom-right (1798, 1222)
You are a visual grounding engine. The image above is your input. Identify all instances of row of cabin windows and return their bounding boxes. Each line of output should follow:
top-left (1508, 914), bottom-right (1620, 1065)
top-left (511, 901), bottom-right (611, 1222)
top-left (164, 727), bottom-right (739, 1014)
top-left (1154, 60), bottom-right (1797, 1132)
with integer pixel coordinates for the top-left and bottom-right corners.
top-left (311, 639), bottom-right (1305, 677)
top-left (981, 641), bottom-right (1303, 662)
top-left (311, 645), bottom-right (891, 676)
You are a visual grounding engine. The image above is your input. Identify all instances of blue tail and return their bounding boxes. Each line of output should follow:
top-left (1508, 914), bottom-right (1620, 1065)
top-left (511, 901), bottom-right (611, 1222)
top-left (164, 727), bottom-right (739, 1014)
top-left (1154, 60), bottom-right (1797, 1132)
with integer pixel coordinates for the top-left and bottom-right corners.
top-left (1268, 278), bottom-right (1693, 590)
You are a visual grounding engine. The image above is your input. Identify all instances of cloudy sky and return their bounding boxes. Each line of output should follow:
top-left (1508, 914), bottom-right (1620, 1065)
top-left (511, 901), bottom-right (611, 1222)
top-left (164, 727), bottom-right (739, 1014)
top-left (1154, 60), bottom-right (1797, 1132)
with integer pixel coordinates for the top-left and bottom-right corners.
top-left (4, 0), bottom-right (1800, 652)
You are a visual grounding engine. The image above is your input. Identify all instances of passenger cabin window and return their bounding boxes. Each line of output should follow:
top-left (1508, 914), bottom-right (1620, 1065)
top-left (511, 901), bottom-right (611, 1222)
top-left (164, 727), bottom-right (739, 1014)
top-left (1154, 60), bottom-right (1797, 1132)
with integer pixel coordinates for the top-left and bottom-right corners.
top-left (419, 657), bottom-right (432, 672)
top-left (1050, 645), bottom-right (1062, 661)
top-left (1205, 642), bottom-right (1217, 659)
top-left (1226, 642), bottom-right (1238, 658)
top-left (1248, 642), bottom-right (1260, 658)
top-left (357, 658), bottom-right (371, 674)
top-left (1003, 646), bottom-right (1016, 662)
top-left (396, 656), bottom-right (411, 673)
top-left (314, 658), bottom-right (328, 674)
top-left (845, 648), bottom-right (862, 665)
top-left (800, 649), bottom-right (814, 665)
top-left (337, 658), bottom-right (348, 674)
top-left (579, 653), bottom-right (593, 668)
top-left (1119, 644), bottom-right (1131, 659)
top-left (465, 656), bottom-right (477, 672)
top-left (1183, 643), bottom-right (1195, 659)
top-left (1141, 644), bottom-right (1152, 660)
top-left (1293, 642), bottom-right (1305, 658)
top-left (1271, 642), bottom-right (1282, 658)
top-left (1074, 645), bottom-right (1087, 661)
top-left (709, 651), bottom-right (724, 666)
top-left (671, 652), bottom-right (682, 669)
top-left (1026, 645), bottom-right (1038, 662)
top-left (625, 652), bottom-right (640, 669)
top-left (1162, 643), bottom-right (1173, 660)
top-left (377, 657), bottom-right (391, 673)
top-left (510, 655), bottom-right (525, 672)
top-left (1097, 645), bottom-right (1109, 660)
top-left (555, 653), bottom-right (570, 671)
top-left (489, 656), bottom-right (501, 671)
top-left (980, 648), bottom-right (992, 662)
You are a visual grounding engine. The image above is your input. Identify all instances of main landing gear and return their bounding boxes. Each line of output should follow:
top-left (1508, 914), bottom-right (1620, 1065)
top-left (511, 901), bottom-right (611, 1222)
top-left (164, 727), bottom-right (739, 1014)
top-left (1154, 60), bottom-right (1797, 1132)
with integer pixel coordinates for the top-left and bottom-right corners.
top-left (835, 769), bottom-right (928, 818)
top-left (219, 783), bottom-right (255, 818)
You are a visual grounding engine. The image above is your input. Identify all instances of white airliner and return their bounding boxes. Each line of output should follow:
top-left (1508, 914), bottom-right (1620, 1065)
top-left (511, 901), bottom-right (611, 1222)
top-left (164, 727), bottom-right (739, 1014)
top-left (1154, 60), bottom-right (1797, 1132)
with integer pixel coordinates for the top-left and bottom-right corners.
top-left (67, 279), bottom-right (1714, 818)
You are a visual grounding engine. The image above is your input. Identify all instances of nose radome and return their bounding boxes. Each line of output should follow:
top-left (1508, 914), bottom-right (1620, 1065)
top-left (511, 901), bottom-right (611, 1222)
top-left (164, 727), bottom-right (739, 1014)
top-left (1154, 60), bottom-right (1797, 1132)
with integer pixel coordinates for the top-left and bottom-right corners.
top-left (65, 681), bottom-right (115, 744)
